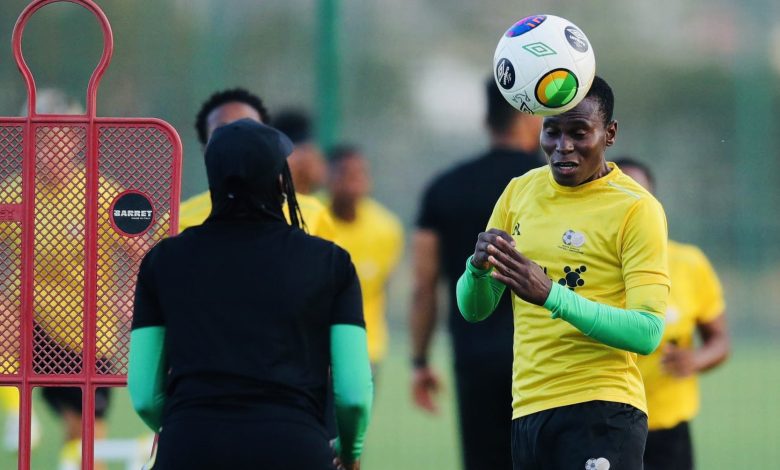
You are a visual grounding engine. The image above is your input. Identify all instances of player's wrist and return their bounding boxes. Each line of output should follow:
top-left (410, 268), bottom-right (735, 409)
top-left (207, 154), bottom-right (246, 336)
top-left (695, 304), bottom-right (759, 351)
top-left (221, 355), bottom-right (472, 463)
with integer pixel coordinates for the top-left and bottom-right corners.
top-left (543, 282), bottom-right (565, 317)
top-left (466, 255), bottom-right (492, 276)
top-left (691, 349), bottom-right (708, 373)
top-left (411, 356), bottom-right (428, 369)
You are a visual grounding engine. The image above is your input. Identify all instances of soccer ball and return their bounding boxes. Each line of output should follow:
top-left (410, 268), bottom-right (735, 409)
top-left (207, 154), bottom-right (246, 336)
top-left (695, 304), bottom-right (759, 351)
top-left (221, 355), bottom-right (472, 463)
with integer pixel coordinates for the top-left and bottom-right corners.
top-left (493, 14), bottom-right (595, 116)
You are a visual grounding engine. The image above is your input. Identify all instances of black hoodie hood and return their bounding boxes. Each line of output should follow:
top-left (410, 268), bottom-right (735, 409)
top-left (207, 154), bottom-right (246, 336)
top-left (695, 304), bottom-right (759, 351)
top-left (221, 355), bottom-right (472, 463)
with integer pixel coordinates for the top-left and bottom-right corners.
top-left (205, 119), bottom-right (294, 222)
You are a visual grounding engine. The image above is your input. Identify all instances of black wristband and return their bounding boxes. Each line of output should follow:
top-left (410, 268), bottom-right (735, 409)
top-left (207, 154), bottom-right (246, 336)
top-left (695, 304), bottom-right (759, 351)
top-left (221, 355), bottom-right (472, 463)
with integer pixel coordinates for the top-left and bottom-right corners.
top-left (412, 356), bottom-right (428, 369)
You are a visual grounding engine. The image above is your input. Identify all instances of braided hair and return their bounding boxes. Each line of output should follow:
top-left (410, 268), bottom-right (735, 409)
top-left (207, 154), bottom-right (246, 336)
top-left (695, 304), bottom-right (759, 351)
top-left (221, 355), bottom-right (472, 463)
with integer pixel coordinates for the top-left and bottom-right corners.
top-left (280, 162), bottom-right (306, 231)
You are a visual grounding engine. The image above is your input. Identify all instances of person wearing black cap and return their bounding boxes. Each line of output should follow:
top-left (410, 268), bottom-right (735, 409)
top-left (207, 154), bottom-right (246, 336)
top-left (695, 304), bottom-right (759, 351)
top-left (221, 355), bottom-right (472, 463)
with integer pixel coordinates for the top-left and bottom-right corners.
top-left (128, 119), bottom-right (372, 470)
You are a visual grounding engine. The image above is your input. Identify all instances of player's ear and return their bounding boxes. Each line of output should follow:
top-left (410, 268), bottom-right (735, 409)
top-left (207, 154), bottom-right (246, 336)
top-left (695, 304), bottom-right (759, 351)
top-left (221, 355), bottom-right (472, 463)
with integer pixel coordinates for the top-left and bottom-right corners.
top-left (605, 120), bottom-right (618, 147)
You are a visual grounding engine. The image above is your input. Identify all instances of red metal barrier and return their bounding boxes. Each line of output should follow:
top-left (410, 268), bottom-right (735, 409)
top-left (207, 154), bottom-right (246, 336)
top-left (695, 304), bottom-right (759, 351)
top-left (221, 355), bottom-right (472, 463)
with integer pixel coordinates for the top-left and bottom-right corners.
top-left (0, 1), bottom-right (182, 468)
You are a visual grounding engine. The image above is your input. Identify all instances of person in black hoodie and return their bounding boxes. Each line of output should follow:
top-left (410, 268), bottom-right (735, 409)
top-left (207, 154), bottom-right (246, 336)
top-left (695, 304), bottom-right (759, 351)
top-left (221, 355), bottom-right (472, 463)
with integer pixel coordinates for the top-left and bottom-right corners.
top-left (128, 119), bottom-right (372, 470)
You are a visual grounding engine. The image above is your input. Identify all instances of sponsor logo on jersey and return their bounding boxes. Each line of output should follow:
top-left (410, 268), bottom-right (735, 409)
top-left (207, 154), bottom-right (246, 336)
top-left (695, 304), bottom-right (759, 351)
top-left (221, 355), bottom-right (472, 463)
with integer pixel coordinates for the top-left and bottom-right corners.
top-left (559, 229), bottom-right (586, 253)
top-left (559, 265), bottom-right (587, 290)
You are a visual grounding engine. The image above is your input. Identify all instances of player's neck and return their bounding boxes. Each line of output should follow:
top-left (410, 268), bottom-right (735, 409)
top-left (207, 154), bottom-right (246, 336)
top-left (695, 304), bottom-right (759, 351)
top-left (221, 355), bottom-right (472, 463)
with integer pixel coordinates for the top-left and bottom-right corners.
top-left (331, 197), bottom-right (358, 222)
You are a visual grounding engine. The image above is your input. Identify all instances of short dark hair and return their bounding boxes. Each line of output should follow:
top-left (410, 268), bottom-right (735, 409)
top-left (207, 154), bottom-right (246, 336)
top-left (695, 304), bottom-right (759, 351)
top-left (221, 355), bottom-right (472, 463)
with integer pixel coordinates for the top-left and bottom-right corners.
top-left (272, 109), bottom-right (312, 144)
top-left (612, 156), bottom-right (655, 189)
top-left (485, 77), bottom-right (522, 134)
top-left (584, 76), bottom-right (614, 125)
top-left (195, 88), bottom-right (270, 145)
top-left (327, 143), bottom-right (361, 166)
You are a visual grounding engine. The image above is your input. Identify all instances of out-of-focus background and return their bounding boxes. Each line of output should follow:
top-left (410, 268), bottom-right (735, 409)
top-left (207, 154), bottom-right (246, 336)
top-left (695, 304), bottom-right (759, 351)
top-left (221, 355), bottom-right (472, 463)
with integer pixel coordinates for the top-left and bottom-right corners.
top-left (0, 0), bottom-right (778, 468)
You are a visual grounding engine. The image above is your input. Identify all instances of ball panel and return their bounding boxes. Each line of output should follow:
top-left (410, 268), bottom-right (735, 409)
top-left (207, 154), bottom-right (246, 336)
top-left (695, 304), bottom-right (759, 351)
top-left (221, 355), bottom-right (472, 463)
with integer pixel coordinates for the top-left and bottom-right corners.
top-left (504, 15), bottom-right (547, 38)
top-left (494, 56), bottom-right (517, 90)
top-left (563, 25), bottom-right (589, 53)
top-left (534, 69), bottom-right (579, 108)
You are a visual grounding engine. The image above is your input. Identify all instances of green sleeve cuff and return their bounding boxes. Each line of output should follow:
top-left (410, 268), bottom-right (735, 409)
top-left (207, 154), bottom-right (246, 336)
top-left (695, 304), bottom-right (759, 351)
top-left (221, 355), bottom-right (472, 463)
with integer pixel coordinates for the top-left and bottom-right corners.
top-left (465, 255), bottom-right (492, 276)
top-left (128, 326), bottom-right (167, 431)
top-left (544, 283), bottom-right (664, 355)
top-left (456, 256), bottom-right (506, 323)
top-left (331, 324), bottom-right (373, 463)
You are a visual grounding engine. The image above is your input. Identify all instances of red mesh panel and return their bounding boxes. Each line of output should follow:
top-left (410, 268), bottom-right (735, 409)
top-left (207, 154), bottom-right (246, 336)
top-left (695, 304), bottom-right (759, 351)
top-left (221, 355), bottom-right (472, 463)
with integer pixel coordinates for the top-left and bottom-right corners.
top-left (32, 126), bottom-right (87, 376)
top-left (0, 126), bottom-right (24, 375)
top-left (4, 2), bottom-right (183, 468)
top-left (0, 126), bottom-right (23, 201)
top-left (96, 126), bottom-right (176, 375)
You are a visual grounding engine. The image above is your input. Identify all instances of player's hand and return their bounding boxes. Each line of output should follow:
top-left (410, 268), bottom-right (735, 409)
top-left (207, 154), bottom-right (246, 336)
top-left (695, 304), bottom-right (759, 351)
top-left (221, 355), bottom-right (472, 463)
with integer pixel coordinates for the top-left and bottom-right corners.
top-left (333, 457), bottom-right (360, 470)
top-left (661, 343), bottom-right (697, 377)
top-left (487, 236), bottom-right (552, 306)
top-left (345, 461), bottom-right (360, 470)
top-left (472, 229), bottom-right (515, 270)
top-left (412, 366), bottom-right (442, 413)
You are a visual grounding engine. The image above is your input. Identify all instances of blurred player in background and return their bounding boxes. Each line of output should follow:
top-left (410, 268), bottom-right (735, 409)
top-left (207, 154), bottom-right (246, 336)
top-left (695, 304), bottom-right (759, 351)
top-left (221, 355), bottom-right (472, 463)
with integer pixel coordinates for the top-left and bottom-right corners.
top-left (129, 120), bottom-right (372, 470)
top-left (273, 109), bottom-right (328, 196)
top-left (326, 144), bottom-right (403, 369)
top-left (409, 78), bottom-right (541, 470)
top-left (614, 157), bottom-right (730, 470)
top-left (457, 77), bottom-right (670, 469)
top-left (0, 89), bottom-right (144, 469)
top-left (179, 89), bottom-right (335, 239)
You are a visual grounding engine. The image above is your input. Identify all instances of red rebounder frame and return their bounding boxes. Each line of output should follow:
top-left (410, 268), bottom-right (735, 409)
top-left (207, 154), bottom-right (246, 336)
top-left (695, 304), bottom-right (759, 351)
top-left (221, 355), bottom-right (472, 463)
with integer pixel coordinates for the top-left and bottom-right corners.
top-left (0, 1), bottom-right (182, 468)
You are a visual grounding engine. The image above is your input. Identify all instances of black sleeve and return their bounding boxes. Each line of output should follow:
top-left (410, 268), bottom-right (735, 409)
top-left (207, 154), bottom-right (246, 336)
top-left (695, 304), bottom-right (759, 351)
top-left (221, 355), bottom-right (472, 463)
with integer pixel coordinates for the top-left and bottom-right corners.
top-left (416, 179), bottom-right (441, 232)
top-left (131, 249), bottom-right (165, 330)
top-left (331, 248), bottom-right (365, 327)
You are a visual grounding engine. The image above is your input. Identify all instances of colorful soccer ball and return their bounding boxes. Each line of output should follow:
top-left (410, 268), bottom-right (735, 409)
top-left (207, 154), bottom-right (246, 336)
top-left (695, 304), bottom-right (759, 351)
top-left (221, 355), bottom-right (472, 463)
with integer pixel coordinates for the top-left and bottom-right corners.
top-left (493, 14), bottom-right (596, 116)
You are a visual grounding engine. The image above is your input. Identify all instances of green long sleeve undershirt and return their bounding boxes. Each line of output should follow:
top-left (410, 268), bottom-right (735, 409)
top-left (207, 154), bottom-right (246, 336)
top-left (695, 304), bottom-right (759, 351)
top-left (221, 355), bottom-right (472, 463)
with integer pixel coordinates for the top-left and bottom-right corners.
top-left (456, 256), bottom-right (665, 355)
top-left (456, 258), bottom-right (506, 323)
top-left (127, 324), bottom-right (374, 462)
top-left (331, 324), bottom-right (374, 464)
top-left (128, 326), bottom-right (167, 432)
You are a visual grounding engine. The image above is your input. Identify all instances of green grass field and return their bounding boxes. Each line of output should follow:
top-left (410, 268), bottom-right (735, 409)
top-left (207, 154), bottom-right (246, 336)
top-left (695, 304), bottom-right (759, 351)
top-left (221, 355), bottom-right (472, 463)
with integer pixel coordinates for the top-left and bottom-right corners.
top-left (0, 337), bottom-right (776, 469)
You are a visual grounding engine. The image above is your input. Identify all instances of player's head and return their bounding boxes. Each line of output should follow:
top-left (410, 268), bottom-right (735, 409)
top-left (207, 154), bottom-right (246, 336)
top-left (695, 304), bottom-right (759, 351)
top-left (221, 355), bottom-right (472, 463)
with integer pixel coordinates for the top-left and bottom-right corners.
top-left (195, 88), bottom-right (270, 146)
top-left (328, 144), bottom-right (371, 205)
top-left (613, 157), bottom-right (655, 193)
top-left (204, 118), bottom-right (303, 227)
top-left (485, 78), bottom-right (542, 152)
top-left (23, 89), bottom-right (85, 184)
top-left (272, 109), bottom-right (326, 195)
top-left (583, 76), bottom-right (614, 125)
top-left (22, 88), bottom-right (84, 116)
top-left (539, 75), bottom-right (618, 187)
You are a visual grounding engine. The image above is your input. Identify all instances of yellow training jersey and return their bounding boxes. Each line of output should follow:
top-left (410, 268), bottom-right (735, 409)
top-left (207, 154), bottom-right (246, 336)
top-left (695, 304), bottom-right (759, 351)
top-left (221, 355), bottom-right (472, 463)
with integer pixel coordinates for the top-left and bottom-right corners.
top-left (329, 198), bottom-right (403, 362)
top-left (637, 241), bottom-right (725, 430)
top-left (178, 190), bottom-right (335, 240)
top-left (0, 174), bottom-right (129, 359)
top-left (486, 163), bottom-right (670, 419)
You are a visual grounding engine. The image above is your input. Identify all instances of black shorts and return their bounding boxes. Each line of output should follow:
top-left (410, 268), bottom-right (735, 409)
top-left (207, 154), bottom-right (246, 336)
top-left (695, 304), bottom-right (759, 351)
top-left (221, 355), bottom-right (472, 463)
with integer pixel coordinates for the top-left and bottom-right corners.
top-left (511, 400), bottom-right (648, 470)
top-left (644, 421), bottom-right (693, 470)
top-left (33, 325), bottom-right (113, 418)
top-left (155, 405), bottom-right (337, 470)
top-left (41, 387), bottom-right (112, 419)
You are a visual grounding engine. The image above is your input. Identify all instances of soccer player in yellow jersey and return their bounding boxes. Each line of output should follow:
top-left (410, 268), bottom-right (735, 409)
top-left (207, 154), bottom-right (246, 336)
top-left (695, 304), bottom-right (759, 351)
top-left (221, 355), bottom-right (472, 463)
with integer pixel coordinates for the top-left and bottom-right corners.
top-left (457, 77), bottom-right (670, 469)
top-left (326, 144), bottom-right (403, 365)
top-left (614, 158), bottom-right (730, 470)
top-left (0, 90), bottom-right (143, 468)
top-left (180, 89), bottom-right (335, 238)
